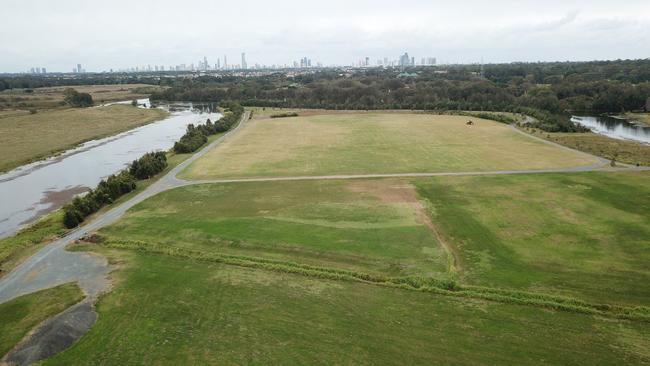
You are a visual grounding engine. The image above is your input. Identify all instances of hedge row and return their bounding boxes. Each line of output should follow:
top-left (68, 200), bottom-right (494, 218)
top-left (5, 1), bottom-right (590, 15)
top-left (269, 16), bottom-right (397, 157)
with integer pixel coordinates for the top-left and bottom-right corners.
top-left (100, 239), bottom-right (650, 322)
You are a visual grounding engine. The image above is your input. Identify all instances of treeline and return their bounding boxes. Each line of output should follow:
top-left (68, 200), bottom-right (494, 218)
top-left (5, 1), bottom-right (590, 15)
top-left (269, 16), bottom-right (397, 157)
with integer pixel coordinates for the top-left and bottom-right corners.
top-left (0, 74), bottom-right (159, 92)
top-left (149, 60), bottom-right (650, 132)
top-left (173, 102), bottom-right (244, 153)
top-left (63, 152), bottom-right (168, 228)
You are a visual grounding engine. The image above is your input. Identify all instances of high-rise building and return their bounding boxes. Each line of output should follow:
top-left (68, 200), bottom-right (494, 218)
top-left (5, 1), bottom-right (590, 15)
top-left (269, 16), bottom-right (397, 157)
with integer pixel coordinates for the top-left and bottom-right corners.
top-left (42, 67), bottom-right (46, 74)
top-left (203, 56), bottom-right (208, 71)
top-left (398, 52), bottom-right (410, 67)
top-left (216, 57), bottom-right (221, 69)
top-left (77, 64), bottom-right (82, 73)
top-left (224, 55), bottom-right (228, 69)
top-left (241, 52), bottom-right (247, 69)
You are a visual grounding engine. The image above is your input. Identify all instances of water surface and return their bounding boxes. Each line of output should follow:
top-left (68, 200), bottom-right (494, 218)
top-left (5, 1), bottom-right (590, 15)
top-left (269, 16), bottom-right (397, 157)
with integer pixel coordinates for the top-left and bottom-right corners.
top-left (572, 115), bottom-right (650, 144)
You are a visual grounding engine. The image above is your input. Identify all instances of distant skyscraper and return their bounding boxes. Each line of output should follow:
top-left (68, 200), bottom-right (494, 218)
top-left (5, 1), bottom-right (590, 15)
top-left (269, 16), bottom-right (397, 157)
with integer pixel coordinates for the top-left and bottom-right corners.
top-left (77, 64), bottom-right (82, 73)
top-left (42, 67), bottom-right (46, 74)
top-left (204, 56), bottom-right (208, 70)
top-left (216, 57), bottom-right (221, 69)
top-left (398, 52), bottom-right (410, 67)
top-left (241, 52), bottom-right (247, 69)
top-left (224, 55), bottom-right (227, 69)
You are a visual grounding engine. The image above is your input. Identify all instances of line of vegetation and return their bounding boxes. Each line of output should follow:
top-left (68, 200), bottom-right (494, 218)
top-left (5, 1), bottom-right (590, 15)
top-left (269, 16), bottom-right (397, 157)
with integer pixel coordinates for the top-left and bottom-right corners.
top-left (270, 112), bottom-right (299, 118)
top-left (63, 153), bottom-right (168, 228)
top-left (173, 102), bottom-right (244, 153)
top-left (98, 239), bottom-right (650, 321)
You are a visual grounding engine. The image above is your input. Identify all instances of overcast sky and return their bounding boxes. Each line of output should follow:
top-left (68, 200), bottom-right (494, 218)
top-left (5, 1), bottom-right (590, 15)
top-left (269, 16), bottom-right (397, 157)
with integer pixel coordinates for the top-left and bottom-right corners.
top-left (1, 0), bottom-right (649, 72)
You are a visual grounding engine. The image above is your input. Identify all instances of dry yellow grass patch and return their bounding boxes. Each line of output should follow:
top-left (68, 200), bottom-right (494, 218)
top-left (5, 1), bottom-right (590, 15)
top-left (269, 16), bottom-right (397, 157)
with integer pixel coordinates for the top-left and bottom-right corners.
top-left (0, 105), bottom-right (169, 172)
top-left (181, 112), bottom-right (599, 179)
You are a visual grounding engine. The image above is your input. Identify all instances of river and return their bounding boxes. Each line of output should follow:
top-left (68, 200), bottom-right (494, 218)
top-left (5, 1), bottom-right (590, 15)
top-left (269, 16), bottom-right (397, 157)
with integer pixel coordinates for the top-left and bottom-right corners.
top-left (571, 115), bottom-right (650, 145)
top-left (0, 100), bottom-right (221, 239)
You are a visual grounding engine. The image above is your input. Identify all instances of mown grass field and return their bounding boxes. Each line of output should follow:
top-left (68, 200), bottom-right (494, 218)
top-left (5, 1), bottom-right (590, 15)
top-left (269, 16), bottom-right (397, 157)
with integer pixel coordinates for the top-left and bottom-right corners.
top-left (0, 283), bottom-right (83, 356)
top-left (416, 171), bottom-right (650, 306)
top-left (99, 179), bottom-right (449, 278)
top-left (0, 104), bottom-right (168, 172)
top-left (181, 112), bottom-right (599, 179)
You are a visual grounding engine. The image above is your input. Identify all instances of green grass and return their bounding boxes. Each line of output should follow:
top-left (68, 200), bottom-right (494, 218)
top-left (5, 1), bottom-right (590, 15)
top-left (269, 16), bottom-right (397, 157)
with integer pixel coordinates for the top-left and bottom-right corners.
top-left (99, 179), bottom-right (449, 278)
top-left (415, 171), bottom-right (650, 306)
top-left (0, 104), bottom-right (169, 172)
top-left (181, 112), bottom-right (598, 179)
top-left (0, 283), bottom-right (84, 356)
top-left (0, 211), bottom-right (66, 278)
top-left (43, 251), bottom-right (650, 365)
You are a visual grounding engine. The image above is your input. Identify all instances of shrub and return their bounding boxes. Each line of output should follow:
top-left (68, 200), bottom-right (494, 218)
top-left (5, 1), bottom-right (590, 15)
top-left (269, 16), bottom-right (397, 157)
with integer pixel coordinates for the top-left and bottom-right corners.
top-left (270, 112), bottom-right (299, 118)
top-left (63, 88), bottom-right (93, 107)
top-left (129, 151), bottom-right (167, 179)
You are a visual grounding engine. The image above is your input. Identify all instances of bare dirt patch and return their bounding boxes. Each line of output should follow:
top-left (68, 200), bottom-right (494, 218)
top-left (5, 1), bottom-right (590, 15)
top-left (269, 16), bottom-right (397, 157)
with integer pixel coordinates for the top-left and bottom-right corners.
top-left (346, 179), bottom-right (462, 274)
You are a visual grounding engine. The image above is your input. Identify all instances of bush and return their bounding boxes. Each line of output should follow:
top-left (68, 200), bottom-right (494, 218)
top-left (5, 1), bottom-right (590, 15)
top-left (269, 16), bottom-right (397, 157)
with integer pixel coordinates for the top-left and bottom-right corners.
top-left (62, 171), bottom-right (137, 228)
top-left (173, 102), bottom-right (244, 154)
top-left (270, 112), bottom-right (299, 118)
top-left (129, 151), bottom-right (167, 179)
top-left (63, 88), bottom-right (93, 108)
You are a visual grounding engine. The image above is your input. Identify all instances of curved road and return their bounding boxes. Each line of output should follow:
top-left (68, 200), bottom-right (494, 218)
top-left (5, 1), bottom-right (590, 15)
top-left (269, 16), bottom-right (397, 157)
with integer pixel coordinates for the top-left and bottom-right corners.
top-left (1, 113), bottom-right (647, 305)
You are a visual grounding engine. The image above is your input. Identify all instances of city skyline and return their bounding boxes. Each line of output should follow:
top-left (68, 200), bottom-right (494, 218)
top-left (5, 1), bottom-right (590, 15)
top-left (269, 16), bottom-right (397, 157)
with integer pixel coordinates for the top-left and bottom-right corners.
top-left (1, 0), bottom-right (649, 73)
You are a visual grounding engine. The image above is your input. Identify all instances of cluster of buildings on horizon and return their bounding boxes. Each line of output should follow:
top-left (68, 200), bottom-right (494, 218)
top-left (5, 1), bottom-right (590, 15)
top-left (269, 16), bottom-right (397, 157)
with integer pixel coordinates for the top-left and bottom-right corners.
top-left (21, 51), bottom-right (438, 74)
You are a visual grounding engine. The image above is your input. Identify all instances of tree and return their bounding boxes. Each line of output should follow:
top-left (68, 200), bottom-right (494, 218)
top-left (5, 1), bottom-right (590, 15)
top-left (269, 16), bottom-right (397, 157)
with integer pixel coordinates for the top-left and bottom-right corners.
top-left (646, 97), bottom-right (650, 112)
top-left (63, 88), bottom-right (94, 107)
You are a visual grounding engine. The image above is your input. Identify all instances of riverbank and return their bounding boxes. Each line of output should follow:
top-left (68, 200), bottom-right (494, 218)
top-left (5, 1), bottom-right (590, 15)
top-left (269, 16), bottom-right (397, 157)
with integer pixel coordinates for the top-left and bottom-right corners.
top-left (615, 112), bottom-right (650, 127)
top-left (521, 127), bottom-right (650, 166)
top-left (0, 133), bottom-right (225, 279)
top-left (0, 105), bottom-right (169, 173)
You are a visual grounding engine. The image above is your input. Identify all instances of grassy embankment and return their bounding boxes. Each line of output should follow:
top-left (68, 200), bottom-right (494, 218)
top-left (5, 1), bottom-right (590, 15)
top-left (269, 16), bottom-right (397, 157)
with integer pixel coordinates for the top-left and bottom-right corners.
top-left (521, 127), bottom-right (650, 166)
top-left (43, 250), bottom-right (650, 365)
top-left (181, 112), bottom-right (598, 180)
top-left (0, 283), bottom-right (84, 356)
top-left (0, 104), bottom-right (169, 172)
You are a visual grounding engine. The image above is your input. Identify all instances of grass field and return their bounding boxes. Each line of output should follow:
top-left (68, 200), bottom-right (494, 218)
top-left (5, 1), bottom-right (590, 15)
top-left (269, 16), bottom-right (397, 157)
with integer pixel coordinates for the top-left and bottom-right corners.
top-left (529, 130), bottom-right (650, 166)
top-left (99, 179), bottom-right (450, 278)
top-left (0, 104), bottom-right (168, 172)
top-left (415, 171), bottom-right (650, 306)
top-left (0, 84), bottom-right (161, 112)
top-left (0, 283), bottom-right (83, 356)
top-left (42, 250), bottom-right (649, 365)
top-left (181, 112), bottom-right (599, 179)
